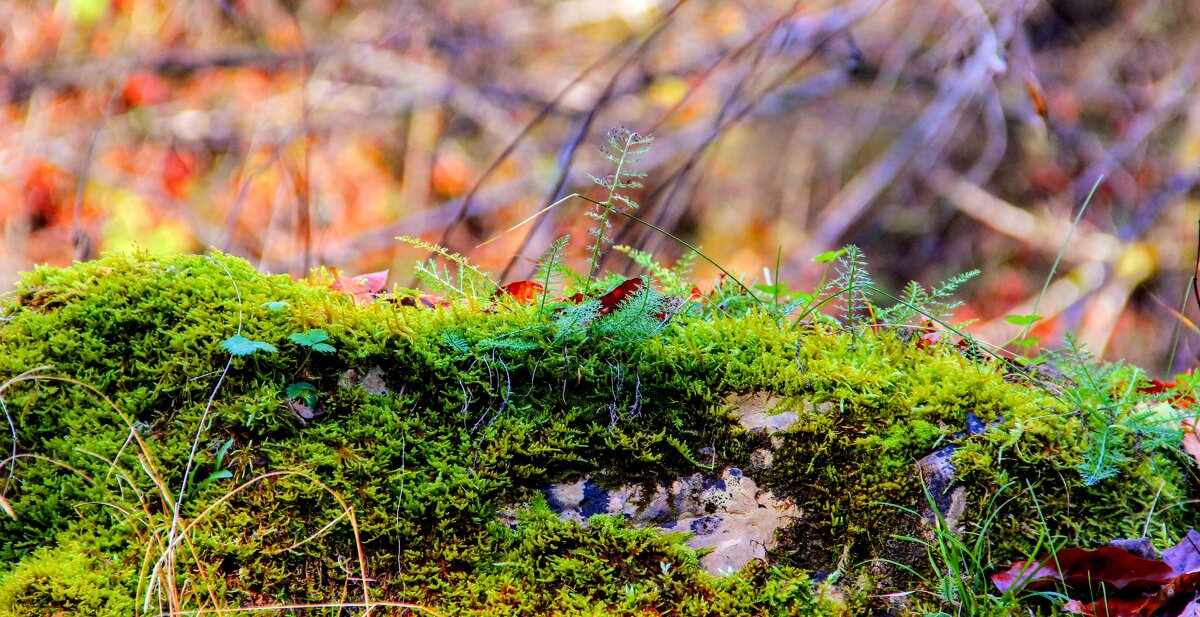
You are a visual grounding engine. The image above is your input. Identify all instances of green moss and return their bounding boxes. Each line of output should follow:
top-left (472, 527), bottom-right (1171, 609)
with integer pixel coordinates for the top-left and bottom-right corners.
top-left (0, 250), bottom-right (1195, 615)
top-left (0, 535), bottom-right (135, 617)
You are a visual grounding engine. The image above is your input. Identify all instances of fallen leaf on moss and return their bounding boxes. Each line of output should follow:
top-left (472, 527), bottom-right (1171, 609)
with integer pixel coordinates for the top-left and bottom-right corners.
top-left (497, 280), bottom-right (544, 305)
top-left (330, 269), bottom-right (389, 304)
top-left (597, 277), bottom-right (645, 315)
top-left (994, 530), bottom-right (1200, 616)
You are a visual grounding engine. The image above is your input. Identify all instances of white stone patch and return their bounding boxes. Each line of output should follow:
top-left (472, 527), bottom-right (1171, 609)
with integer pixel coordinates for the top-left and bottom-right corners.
top-left (540, 468), bottom-right (799, 576)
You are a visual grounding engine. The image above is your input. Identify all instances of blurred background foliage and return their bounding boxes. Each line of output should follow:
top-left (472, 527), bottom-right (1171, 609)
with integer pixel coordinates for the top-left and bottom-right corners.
top-left (2, 0), bottom-right (1200, 373)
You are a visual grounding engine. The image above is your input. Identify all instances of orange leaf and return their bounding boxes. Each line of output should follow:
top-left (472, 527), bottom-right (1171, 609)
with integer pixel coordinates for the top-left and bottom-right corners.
top-left (497, 280), bottom-right (544, 305)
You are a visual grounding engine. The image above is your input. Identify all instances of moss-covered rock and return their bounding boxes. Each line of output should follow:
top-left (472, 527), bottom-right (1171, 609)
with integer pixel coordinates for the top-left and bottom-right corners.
top-left (0, 251), bottom-right (1194, 615)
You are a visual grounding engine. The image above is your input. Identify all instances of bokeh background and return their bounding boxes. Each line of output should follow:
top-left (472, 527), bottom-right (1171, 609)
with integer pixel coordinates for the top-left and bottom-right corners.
top-left (3, 0), bottom-right (1200, 373)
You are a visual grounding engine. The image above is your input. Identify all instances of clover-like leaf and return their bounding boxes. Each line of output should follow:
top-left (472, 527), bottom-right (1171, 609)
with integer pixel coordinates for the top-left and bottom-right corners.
top-left (290, 329), bottom-right (336, 353)
top-left (286, 381), bottom-right (317, 399)
top-left (221, 335), bottom-right (278, 356)
top-left (1005, 314), bottom-right (1043, 326)
top-left (261, 301), bottom-right (290, 311)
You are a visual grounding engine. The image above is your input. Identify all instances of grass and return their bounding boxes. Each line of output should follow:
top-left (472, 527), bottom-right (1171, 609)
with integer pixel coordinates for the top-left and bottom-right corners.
top-left (874, 481), bottom-right (1069, 616)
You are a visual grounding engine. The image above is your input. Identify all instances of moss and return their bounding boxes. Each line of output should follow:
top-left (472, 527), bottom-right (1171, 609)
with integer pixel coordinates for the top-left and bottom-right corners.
top-left (0, 535), bottom-right (136, 617)
top-left (0, 250), bottom-right (1195, 615)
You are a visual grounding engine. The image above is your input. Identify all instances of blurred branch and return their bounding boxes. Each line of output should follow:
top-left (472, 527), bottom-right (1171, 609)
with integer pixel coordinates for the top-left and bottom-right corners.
top-left (3, 46), bottom-right (328, 104)
top-left (810, 1), bottom-right (1031, 251)
top-left (927, 165), bottom-right (1120, 263)
top-left (1073, 40), bottom-right (1200, 203)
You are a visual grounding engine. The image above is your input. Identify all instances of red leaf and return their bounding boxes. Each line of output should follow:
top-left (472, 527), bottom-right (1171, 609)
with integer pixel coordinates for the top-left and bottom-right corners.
top-left (497, 280), bottom-right (544, 305)
top-left (597, 277), bottom-right (645, 315)
top-left (330, 270), bottom-right (389, 305)
top-left (991, 546), bottom-right (1176, 594)
top-left (1065, 572), bottom-right (1200, 617)
top-left (1136, 379), bottom-right (1195, 409)
top-left (914, 320), bottom-right (940, 350)
top-left (1182, 420), bottom-right (1200, 474)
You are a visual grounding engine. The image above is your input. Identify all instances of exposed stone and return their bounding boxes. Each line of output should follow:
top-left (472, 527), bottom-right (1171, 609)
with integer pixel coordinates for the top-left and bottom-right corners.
top-left (749, 448), bottom-right (774, 470)
top-left (340, 365), bottom-right (390, 396)
top-left (915, 446), bottom-right (967, 534)
top-left (538, 393), bottom-right (974, 579)
top-left (541, 468), bottom-right (799, 576)
top-left (732, 392), bottom-right (797, 433)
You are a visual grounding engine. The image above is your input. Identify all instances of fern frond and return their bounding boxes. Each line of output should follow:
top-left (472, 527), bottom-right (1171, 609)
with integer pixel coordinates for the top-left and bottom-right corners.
top-left (590, 282), bottom-right (669, 346)
top-left (586, 127), bottom-right (655, 293)
top-left (612, 245), bottom-right (695, 295)
top-left (443, 331), bottom-right (471, 354)
top-left (400, 235), bottom-right (500, 300)
top-left (877, 269), bottom-right (980, 325)
top-left (554, 300), bottom-right (603, 344)
top-left (832, 245), bottom-right (876, 337)
top-left (534, 235), bottom-right (571, 310)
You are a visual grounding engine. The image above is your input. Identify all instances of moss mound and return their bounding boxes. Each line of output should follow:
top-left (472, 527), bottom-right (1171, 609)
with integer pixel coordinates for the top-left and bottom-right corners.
top-left (0, 251), bottom-right (1195, 615)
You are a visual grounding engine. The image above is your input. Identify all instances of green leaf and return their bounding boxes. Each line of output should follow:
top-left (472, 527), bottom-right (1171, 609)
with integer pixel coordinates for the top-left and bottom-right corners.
top-left (290, 329), bottom-right (333, 350)
top-left (261, 301), bottom-right (290, 311)
top-left (812, 248), bottom-right (847, 263)
top-left (200, 469), bottom-right (233, 485)
top-left (1009, 337), bottom-right (1041, 348)
top-left (1005, 314), bottom-right (1043, 326)
top-left (286, 382), bottom-right (317, 399)
top-left (214, 438), bottom-right (234, 468)
top-left (753, 282), bottom-right (795, 297)
top-left (221, 335), bottom-right (277, 356)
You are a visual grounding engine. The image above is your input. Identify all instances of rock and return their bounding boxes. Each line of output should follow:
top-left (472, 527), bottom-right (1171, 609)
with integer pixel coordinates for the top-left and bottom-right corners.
top-left (732, 392), bottom-right (798, 433)
top-left (914, 446), bottom-right (967, 534)
top-left (340, 366), bottom-right (390, 396)
top-left (540, 468), bottom-right (799, 576)
top-left (537, 393), bottom-right (972, 578)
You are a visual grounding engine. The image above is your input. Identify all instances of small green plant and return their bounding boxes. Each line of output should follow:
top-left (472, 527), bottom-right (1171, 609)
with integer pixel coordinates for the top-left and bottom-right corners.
top-left (585, 128), bottom-right (655, 293)
top-left (220, 334), bottom-right (276, 356)
top-left (289, 328), bottom-right (336, 353)
top-left (877, 482), bottom-right (1066, 617)
top-left (197, 438), bottom-right (235, 488)
top-left (1053, 333), bottom-right (1184, 485)
top-left (401, 234), bottom-right (501, 301)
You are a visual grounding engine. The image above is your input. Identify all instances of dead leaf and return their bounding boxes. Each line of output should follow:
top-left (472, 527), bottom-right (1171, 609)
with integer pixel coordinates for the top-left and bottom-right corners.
top-left (330, 269), bottom-right (389, 304)
top-left (992, 546), bottom-right (1175, 594)
top-left (597, 277), bottom-right (645, 315)
top-left (497, 280), bottom-right (544, 305)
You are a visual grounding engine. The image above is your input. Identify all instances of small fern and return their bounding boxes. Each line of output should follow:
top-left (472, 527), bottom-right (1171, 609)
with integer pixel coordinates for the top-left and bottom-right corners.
top-left (533, 235), bottom-right (574, 310)
top-left (612, 245), bottom-right (696, 295)
top-left (1054, 333), bottom-right (1184, 485)
top-left (585, 128), bottom-right (655, 294)
top-left (590, 281), bottom-right (669, 346)
top-left (553, 300), bottom-right (603, 345)
top-left (831, 245), bottom-right (876, 337)
top-left (400, 235), bottom-right (500, 300)
top-left (877, 269), bottom-right (981, 325)
top-left (443, 331), bottom-right (471, 354)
